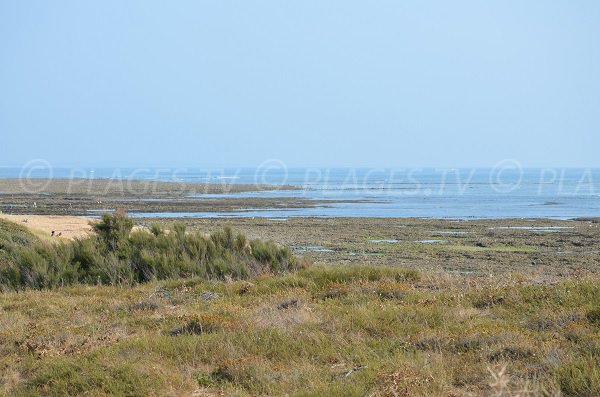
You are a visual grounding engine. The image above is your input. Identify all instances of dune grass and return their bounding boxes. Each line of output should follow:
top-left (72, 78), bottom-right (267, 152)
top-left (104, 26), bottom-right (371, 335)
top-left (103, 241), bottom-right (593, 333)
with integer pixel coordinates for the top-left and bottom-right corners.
top-left (0, 264), bottom-right (599, 396)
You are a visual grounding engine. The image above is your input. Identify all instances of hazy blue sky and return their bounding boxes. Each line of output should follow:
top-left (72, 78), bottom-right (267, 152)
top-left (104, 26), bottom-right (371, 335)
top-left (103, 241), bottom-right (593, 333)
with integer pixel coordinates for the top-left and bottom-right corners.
top-left (1, 1), bottom-right (599, 168)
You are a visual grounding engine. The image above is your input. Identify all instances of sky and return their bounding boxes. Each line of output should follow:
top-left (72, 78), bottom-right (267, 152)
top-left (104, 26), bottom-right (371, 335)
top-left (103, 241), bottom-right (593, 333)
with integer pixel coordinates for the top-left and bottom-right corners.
top-left (1, 1), bottom-right (599, 168)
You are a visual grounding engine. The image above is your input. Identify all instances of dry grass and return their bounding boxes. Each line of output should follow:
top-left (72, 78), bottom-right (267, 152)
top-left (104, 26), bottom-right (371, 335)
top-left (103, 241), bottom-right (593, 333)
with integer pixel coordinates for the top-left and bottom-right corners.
top-left (0, 265), bottom-right (598, 396)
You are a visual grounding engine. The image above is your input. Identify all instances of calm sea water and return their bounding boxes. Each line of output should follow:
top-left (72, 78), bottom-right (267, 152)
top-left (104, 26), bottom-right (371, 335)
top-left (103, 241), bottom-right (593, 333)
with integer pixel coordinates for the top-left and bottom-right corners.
top-left (2, 167), bottom-right (599, 219)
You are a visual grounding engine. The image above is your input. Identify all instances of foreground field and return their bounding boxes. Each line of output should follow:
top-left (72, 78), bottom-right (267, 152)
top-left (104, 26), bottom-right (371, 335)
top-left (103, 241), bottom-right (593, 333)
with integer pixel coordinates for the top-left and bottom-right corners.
top-left (1, 265), bottom-right (599, 396)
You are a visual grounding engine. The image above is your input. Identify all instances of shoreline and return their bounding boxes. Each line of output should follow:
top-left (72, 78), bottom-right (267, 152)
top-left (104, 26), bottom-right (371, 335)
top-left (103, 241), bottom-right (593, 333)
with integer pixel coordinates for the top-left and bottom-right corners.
top-left (2, 176), bottom-right (600, 219)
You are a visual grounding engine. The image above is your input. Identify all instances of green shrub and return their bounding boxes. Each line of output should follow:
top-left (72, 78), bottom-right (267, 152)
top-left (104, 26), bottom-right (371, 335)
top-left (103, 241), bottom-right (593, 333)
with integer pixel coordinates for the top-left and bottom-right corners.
top-left (555, 356), bottom-right (600, 397)
top-left (586, 307), bottom-right (600, 325)
top-left (92, 210), bottom-right (133, 252)
top-left (0, 213), bottom-right (303, 290)
top-left (19, 356), bottom-right (155, 396)
top-left (150, 224), bottom-right (163, 236)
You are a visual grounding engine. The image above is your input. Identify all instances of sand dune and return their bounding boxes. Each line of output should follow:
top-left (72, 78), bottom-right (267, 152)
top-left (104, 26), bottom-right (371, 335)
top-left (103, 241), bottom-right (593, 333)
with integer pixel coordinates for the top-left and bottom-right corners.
top-left (0, 214), bottom-right (94, 239)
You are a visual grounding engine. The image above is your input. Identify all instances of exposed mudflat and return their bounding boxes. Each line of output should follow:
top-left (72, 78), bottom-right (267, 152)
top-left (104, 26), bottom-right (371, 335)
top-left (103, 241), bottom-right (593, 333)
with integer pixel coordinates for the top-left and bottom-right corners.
top-left (0, 179), bottom-right (354, 216)
top-left (146, 217), bottom-right (600, 278)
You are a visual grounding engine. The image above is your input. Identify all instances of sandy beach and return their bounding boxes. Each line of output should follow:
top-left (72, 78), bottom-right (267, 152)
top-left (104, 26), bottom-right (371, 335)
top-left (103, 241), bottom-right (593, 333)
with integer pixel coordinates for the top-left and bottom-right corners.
top-left (0, 214), bottom-right (93, 239)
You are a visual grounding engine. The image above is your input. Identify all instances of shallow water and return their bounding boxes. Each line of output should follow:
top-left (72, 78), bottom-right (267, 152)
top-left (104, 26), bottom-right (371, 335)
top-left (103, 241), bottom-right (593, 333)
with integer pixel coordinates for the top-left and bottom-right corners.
top-left (177, 168), bottom-right (600, 218)
top-left (490, 226), bottom-right (576, 233)
top-left (5, 167), bottom-right (600, 219)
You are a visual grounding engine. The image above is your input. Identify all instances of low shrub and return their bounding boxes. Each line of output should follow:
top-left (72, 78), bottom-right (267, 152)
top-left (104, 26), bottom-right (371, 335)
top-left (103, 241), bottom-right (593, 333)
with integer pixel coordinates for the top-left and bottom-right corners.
top-left (0, 212), bottom-right (304, 290)
top-left (555, 356), bottom-right (600, 397)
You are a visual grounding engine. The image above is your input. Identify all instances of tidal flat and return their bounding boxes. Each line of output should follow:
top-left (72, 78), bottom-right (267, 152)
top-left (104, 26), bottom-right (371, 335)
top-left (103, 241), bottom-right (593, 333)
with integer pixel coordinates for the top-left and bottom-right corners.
top-left (151, 216), bottom-right (600, 279)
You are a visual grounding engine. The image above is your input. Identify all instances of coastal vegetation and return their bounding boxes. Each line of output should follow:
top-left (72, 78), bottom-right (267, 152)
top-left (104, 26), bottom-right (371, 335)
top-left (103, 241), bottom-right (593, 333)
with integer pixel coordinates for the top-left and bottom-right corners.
top-left (0, 212), bottom-right (300, 291)
top-left (0, 264), bottom-right (599, 395)
top-left (0, 215), bottom-right (599, 395)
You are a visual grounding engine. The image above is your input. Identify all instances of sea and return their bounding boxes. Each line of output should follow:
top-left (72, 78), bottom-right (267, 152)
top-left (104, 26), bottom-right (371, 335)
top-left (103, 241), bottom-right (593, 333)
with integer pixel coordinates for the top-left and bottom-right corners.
top-left (2, 166), bottom-right (600, 219)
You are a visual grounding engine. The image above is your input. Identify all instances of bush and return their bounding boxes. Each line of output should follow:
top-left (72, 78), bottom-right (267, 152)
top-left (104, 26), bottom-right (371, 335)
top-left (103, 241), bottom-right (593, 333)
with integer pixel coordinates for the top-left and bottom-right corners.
top-left (555, 356), bottom-right (600, 397)
top-left (586, 307), bottom-right (600, 325)
top-left (0, 213), bottom-right (304, 290)
top-left (92, 210), bottom-right (133, 252)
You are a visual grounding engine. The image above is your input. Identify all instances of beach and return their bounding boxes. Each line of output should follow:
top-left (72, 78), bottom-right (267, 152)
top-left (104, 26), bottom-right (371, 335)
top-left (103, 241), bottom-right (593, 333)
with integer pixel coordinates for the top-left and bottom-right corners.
top-left (0, 214), bottom-right (93, 240)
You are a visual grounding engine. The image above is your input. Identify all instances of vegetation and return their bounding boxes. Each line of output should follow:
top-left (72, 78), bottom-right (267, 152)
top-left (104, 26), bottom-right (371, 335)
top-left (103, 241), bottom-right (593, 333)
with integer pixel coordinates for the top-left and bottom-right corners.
top-left (1, 215), bottom-right (599, 395)
top-left (0, 265), bottom-right (598, 396)
top-left (0, 212), bottom-right (301, 291)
